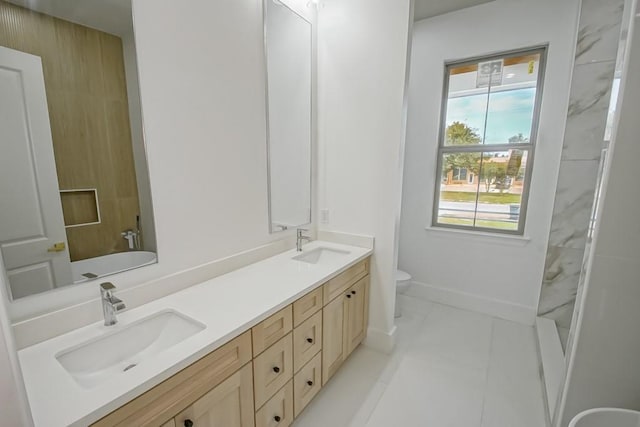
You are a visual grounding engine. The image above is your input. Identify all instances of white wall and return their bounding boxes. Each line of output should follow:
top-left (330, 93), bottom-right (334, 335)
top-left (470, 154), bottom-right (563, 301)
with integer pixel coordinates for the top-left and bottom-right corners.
top-left (134, 0), bottom-right (274, 269)
top-left (398, 0), bottom-right (580, 322)
top-left (557, 11), bottom-right (640, 426)
top-left (8, 0), bottom-right (314, 324)
top-left (317, 0), bottom-right (412, 350)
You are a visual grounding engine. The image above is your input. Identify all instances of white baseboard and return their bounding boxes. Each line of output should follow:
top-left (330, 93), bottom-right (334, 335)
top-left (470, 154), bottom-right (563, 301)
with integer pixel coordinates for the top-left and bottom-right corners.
top-left (364, 325), bottom-right (397, 354)
top-left (536, 317), bottom-right (565, 422)
top-left (407, 281), bottom-right (537, 325)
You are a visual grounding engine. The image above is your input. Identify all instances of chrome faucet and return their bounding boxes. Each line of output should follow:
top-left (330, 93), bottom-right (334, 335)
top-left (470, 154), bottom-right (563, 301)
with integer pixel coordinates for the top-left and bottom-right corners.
top-left (121, 229), bottom-right (140, 250)
top-left (296, 228), bottom-right (311, 252)
top-left (100, 282), bottom-right (126, 326)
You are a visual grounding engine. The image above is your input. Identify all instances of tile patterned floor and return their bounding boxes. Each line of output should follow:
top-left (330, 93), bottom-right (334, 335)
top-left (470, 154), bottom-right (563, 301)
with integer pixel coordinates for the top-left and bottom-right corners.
top-left (292, 294), bottom-right (548, 427)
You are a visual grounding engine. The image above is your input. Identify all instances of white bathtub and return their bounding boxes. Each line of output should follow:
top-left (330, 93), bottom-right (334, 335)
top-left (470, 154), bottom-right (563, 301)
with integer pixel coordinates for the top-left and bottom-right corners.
top-left (71, 251), bottom-right (157, 284)
top-left (569, 408), bottom-right (640, 427)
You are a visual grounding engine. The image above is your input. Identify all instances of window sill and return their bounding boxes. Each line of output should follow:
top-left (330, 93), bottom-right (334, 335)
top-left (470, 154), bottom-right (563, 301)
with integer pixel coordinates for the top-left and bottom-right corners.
top-left (424, 225), bottom-right (531, 246)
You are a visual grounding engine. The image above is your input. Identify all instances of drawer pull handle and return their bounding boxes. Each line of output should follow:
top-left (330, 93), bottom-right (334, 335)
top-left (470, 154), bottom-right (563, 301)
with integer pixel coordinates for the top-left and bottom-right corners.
top-left (272, 366), bottom-right (280, 373)
top-left (274, 415), bottom-right (281, 422)
top-left (184, 420), bottom-right (194, 427)
top-left (307, 380), bottom-right (313, 386)
top-left (352, 290), bottom-right (357, 295)
top-left (306, 337), bottom-right (313, 343)
top-left (346, 294), bottom-right (352, 299)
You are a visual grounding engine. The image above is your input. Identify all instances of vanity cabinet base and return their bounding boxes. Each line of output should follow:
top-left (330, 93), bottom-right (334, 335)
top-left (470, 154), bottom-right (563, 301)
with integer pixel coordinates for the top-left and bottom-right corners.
top-left (92, 256), bottom-right (370, 427)
top-left (91, 331), bottom-right (252, 427)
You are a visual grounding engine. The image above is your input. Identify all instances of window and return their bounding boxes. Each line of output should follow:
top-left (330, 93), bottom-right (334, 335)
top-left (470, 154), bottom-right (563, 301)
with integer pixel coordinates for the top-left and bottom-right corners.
top-left (452, 167), bottom-right (467, 181)
top-left (433, 47), bottom-right (546, 234)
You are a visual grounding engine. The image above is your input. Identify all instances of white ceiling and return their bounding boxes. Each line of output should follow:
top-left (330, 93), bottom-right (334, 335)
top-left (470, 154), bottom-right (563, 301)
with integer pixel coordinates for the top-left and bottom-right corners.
top-left (8, 0), bottom-right (132, 36)
top-left (414, 0), bottom-right (496, 21)
top-left (10, 0), bottom-right (496, 34)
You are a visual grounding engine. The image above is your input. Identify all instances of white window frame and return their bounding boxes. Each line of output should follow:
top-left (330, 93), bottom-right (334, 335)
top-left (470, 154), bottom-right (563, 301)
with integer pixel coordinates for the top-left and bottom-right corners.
top-left (432, 46), bottom-right (547, 235)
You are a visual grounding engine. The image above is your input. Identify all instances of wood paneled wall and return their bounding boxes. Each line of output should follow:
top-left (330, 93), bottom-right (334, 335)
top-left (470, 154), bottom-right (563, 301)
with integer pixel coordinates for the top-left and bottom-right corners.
top-left (0, 1), bottom-right (141, 261)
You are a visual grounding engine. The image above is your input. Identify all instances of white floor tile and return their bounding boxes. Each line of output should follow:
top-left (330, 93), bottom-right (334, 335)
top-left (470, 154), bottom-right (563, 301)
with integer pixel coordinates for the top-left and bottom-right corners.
top-left (395, 293), bottom-right (434, 316)
top-left (480, 320), bottom-right (547, 427)
top-left (293, 347), bottom-right (391, 427)
top-left (366, 355), bottom-right (486, 427)
top-left (293, 297), bottom-right (547, 427)
top-left (406, 304), bottom-right (493, 370)
top-left (347, 381), bottom-right (388, 427)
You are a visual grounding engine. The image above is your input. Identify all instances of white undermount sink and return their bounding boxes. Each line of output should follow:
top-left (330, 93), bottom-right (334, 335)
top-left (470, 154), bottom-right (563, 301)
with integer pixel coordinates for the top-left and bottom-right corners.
top-left (56, 310), bottom-right (206, 388)
top-left (292, 246), bottom-right (351, 264)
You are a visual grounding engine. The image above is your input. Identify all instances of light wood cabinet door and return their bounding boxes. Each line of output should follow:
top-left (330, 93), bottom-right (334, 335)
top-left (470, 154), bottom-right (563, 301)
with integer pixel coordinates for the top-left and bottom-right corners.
top-left (345, 276), bottom-right (369, 357)
top-left (322, 293), bottom-right (347, 385)
top-left (174, 363), bottom-right (255, 427)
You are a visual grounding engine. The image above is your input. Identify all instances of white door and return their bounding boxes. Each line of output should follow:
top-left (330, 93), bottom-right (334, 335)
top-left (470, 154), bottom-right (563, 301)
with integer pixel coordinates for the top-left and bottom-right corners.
top-left (0, 46), bottom-right (72, 299)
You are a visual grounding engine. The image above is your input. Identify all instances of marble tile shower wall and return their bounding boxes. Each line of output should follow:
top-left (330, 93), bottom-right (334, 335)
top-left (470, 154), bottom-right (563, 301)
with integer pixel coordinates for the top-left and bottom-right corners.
top-left (538, 0), bottom-right (624, 348)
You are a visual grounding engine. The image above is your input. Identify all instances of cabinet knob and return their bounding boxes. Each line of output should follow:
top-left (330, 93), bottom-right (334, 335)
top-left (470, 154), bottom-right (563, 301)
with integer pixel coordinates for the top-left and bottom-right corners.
top-left (352, 290), bottom-right (356, 295)
top-left (306, 337), bottom-right (313, 343)
top-left (184, 420), bottom-right (194, 427)
top-left (346, 294), bottom-right (351, 298)
top-left (272, 366), bottom-right (280, 373)
top-left (307, 380), bottom-right (313, 386)
top-left (274, 415), bottom-right (281, 422)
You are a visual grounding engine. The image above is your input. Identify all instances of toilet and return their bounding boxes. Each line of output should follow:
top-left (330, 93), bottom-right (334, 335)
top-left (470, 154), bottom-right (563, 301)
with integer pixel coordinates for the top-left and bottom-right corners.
top-left (569, 408), bottom-right (640, 427)
top-left (394, 270), bottom-right (412, 318)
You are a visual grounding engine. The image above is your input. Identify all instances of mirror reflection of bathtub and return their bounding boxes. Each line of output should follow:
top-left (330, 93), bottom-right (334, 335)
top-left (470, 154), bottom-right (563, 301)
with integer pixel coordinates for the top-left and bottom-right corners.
top-left (0, 0), bottom-right (157, 300)
top-left (72, 251), bottom-right (157, 284)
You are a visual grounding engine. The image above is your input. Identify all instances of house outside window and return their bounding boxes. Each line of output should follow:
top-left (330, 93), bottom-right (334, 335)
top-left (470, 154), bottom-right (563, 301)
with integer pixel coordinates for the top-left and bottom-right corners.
top-left (433, 47), bottom-right (546, 234)
top-left (453, 167), bottom-right (467, 181)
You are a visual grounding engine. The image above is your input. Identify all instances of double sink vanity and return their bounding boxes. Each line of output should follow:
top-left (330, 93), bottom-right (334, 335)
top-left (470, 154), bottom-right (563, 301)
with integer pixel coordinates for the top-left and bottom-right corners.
top-left (18, 240), bottom-right (372, 426)
top-left (1, 1), bottom-right (357, 425)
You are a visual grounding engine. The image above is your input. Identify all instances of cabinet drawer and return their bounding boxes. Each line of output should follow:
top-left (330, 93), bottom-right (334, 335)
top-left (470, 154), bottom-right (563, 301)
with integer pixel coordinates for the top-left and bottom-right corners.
top-left (255, 380), bottom-right (293, 427)
top-left (294, 352), bottom-right (322, 417)
top-left (175, 363), bottom-right (255, 427)
top-left (252, 305), bottom-right (293, 357)
top-left (92, 331), bottom-right (252, 427)
top-left (323, 258), bottom-right (369, 305)
top-left (253, 333), bottom-right (293, 409)
top-left (293, 287), bottom-right (323, 327)
top-left (293, 310), bottom-right (322, 373)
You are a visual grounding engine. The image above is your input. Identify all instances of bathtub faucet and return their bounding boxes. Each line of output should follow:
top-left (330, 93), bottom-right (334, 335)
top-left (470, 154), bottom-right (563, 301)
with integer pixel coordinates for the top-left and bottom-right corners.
top-left (121, 229), bottom-right (140, 250)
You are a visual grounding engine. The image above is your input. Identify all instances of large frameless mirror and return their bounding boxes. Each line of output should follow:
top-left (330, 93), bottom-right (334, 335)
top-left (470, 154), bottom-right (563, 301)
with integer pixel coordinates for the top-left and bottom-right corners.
top-left (264, 0), bottom-right (312, 233)
top-left (0, 0), bottom-right (157, 299)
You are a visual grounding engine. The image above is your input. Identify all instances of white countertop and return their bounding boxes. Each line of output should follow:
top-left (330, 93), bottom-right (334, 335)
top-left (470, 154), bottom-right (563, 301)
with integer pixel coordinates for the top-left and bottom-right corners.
top-left (18, 241), bottom-right (372, 427)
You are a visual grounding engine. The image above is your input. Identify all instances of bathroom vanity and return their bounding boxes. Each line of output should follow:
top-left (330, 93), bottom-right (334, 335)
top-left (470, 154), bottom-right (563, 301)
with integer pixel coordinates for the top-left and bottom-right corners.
top-left (18, 241), bottom-right (372, 427)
